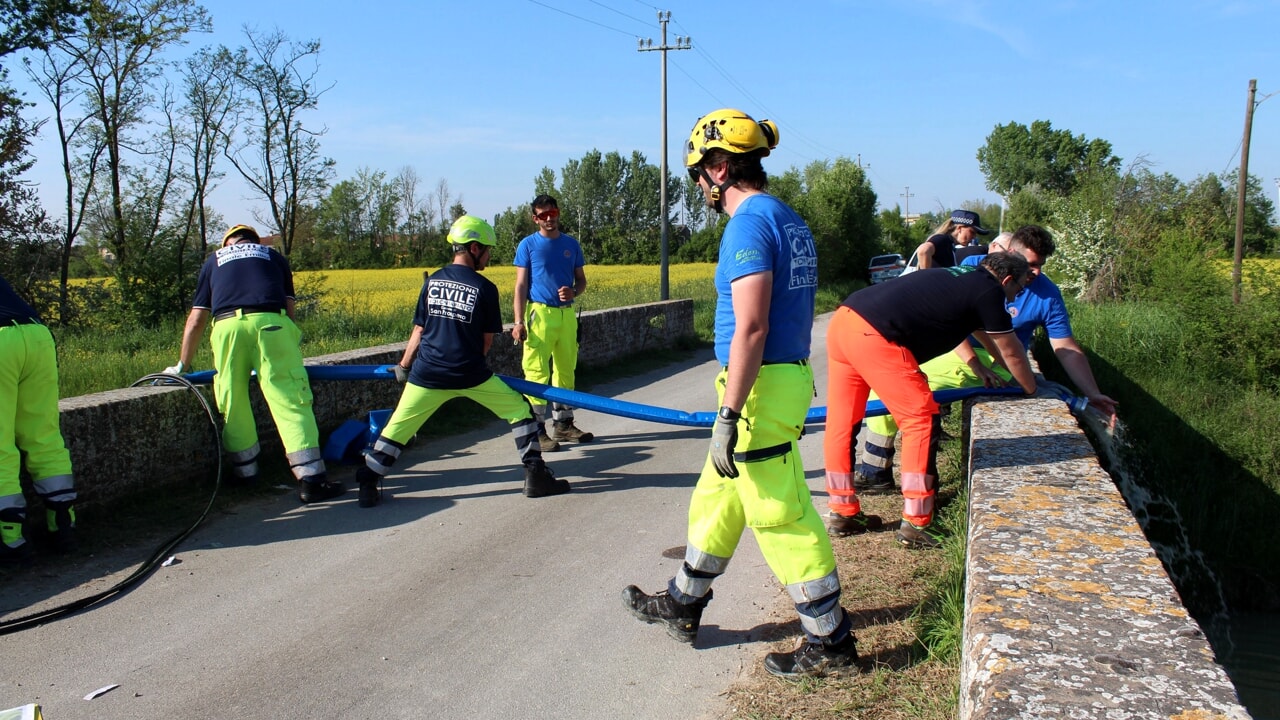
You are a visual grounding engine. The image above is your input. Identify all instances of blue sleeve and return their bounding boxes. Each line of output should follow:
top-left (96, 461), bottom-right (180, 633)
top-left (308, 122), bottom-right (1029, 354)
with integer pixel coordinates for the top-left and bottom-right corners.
top-left (192, 258), bottom-right (213, 309)
top-left (960, 255), bottom-right (981, 268)
top-left (719, 214), bottom-right (773, 282)
top-left (1041, 283), bottom-right (1074, 339)
top-left (412, 281), bottom-right (429, 327)
top-left (274, 249), bottom-right (295, 298)
top-left (513, 237), bottom-right (530, 268)
top-left (482, 282), bottom-right (502, 334)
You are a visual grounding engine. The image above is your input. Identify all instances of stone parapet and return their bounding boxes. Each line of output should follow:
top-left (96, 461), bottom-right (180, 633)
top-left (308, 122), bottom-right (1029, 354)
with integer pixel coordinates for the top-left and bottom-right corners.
top-left (56, 300), bottom-right (694, 511)
top-left (961, 396), bottom-right (1248, 719)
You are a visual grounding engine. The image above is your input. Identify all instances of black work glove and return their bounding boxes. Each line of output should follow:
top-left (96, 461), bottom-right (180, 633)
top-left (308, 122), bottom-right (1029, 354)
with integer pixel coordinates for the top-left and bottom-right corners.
top-left (709, 406), bottom-right (740, 478)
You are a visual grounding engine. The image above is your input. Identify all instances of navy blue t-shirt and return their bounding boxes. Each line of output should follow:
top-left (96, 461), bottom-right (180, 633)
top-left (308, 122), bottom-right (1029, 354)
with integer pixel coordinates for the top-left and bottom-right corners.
top-left (192, 243), bottom-right (293, 314)
top-left (408, 263), bottom-right (503, 390)
top-left (842, 265), bottom-right (1014, 364)
top-left (0, 275), bottom-right (40, 324)
top-left (924, 233), bottom-right (958, 268)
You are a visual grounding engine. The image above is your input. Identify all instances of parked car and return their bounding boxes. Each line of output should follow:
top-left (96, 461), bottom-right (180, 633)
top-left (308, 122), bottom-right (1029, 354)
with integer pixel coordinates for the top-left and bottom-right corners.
top-left (868, 253), bottom-right (907, 284)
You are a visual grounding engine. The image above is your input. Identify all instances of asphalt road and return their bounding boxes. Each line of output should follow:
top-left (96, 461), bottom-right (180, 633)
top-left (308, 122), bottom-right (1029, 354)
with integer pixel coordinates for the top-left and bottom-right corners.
top-left (1, 315), bottom-right (839, 720)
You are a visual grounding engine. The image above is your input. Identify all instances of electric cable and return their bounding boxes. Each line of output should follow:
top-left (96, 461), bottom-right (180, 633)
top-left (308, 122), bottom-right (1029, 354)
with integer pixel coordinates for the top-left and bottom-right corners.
top-left (0, 373), bottom-right (223, 636)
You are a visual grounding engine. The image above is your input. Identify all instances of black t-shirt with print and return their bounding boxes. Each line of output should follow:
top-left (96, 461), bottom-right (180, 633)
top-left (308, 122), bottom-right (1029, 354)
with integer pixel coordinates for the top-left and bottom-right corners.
top-left (408, 263), bottom-right (503, 389)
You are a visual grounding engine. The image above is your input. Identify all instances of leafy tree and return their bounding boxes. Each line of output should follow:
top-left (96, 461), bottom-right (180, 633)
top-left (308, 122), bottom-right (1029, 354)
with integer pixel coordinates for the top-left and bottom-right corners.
top-left (789, 157), bottom-right (878, 283)
top-left (977, 120), bottom-right (1121, 198)
top-left (224, 26), bottom-right (333, 256)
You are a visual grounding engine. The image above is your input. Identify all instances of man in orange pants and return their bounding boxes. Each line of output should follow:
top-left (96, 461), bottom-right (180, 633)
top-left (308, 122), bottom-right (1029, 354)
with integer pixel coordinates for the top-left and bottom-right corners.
top-left (823, 253), bottom-right (1038, 549)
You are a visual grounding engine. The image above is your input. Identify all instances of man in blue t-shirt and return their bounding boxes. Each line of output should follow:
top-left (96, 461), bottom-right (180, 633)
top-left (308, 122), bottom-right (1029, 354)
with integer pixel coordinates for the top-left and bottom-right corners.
top-left (843, 225), bottom-right (1118, 503)
top-left (512, 194), bottom-right (592, 451)
top-left (356, 216), bottom-right (569, 508)
top-left (623, 108), bottom-right (856, 679)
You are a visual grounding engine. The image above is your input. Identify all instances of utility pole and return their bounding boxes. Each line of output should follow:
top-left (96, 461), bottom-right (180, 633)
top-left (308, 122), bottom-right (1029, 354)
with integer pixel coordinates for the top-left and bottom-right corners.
top-left (639, 12), bottom-right (690, 301)
top-left (900, 186), bottom-right (914, 216)
top-left (1232, 79), bottom-right (1257, 305)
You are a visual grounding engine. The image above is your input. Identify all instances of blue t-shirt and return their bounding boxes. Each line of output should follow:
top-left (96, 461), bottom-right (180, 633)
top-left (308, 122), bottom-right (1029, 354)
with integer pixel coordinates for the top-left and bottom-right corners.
top-left (192, 243), bottom-right (293, 314)
top-left (961, 255), bottom-right (1073, 348)
top-left (408, 263), bottom-right (503, 390)
top-left (713, 194), bottom-right (817, 365)
top-left (0, 275), bottom-right (40, 324)
top-left (513, 231), bottom-right (585, 307)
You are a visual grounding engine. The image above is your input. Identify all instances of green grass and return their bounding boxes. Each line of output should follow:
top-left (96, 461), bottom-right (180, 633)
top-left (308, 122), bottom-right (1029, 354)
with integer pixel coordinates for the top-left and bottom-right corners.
top-left (1045, 297), bottom-right (1280, 616)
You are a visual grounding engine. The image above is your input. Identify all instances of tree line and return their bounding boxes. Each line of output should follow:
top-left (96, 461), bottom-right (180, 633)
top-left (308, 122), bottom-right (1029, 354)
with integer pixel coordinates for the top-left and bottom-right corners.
top-left (2, 3), bottom-right (1275, 333)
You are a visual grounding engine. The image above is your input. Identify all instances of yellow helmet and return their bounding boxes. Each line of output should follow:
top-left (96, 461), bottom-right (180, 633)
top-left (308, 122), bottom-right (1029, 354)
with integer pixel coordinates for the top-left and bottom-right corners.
top-left (685, 108), bottom-right (779, 167)
top-left (221, 224), bottom-right (259, 246)
top-left (447, 215), bottom-right (497, 247)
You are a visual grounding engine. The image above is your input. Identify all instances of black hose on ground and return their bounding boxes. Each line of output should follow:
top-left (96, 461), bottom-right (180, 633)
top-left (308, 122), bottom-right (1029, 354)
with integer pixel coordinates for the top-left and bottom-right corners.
top-left (0, 373), bottom-right (223, 635)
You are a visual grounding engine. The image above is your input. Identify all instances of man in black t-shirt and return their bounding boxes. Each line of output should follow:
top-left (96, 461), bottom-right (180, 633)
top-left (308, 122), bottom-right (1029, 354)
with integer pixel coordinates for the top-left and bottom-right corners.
top-left (356, 216), bottom-right (570, 507)
top-left (822, 253), bottom-right (1037, 549)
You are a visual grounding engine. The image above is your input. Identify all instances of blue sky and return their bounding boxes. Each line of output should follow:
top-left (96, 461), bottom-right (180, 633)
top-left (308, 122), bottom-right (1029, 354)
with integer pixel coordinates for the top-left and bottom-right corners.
top-left (19, 0), bottom-right (1280, 229)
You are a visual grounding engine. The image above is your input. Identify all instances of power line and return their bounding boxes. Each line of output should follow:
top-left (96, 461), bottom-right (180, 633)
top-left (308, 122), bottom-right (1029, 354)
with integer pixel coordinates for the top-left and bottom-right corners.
top-left (586, 0), bottom-right (651, 28)
top-left (525, 0), bottom-right (640, 38)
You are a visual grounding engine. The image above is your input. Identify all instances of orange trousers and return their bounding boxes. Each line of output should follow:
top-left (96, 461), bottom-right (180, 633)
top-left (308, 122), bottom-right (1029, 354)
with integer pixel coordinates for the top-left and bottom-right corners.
top-left (823, 306), bottom-right (940, 527)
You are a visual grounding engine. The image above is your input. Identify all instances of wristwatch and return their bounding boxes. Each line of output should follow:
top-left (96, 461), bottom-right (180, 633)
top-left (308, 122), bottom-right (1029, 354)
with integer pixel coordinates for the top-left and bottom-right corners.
top-left (718, 406), bottom-right (740, 421)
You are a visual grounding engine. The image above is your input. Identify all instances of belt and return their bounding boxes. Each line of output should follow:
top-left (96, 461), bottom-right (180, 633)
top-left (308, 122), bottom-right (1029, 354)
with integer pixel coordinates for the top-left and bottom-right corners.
top-left (762, 358), bottom-right (808, 366)
top-left (732, 441), bottom-right (792, 464)
top-left (4, 317), bottom-right (40, 327)
top-left (213, 305), bottom-right (283, 322)
top-left (530, 300), bottom-right (573, 309)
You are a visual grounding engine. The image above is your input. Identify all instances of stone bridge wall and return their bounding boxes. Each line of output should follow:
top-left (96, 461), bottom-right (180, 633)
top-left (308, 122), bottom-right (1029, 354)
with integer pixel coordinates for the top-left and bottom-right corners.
top-left (56, 300), bottom-right (694, 511)
top-left (961, 395), bottom-right (1248, 719)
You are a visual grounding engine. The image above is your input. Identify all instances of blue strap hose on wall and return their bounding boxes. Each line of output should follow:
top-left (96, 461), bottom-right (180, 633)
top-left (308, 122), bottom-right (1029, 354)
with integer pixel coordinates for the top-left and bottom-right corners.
top-left (181, 365), bottom-right (1036, 427)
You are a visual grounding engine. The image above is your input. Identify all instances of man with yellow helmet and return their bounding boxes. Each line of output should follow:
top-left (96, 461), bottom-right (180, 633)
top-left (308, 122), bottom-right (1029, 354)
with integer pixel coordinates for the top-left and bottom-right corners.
top-left (623, 109), bottom-right (859, 677)
top-left (356, 216), bottom-right (569, 507)
top-left (167, 224), bottom-right (344, 504)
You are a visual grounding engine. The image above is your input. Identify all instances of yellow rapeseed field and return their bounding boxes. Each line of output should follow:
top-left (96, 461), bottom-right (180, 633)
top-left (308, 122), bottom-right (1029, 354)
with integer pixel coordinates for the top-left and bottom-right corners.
top-left (300, 263), bottom-right (719, 316)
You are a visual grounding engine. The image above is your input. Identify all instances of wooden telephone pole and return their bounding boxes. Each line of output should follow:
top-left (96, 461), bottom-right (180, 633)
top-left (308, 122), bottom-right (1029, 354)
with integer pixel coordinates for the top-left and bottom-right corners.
top-left (1232, 79), bottom-right (1257, 305)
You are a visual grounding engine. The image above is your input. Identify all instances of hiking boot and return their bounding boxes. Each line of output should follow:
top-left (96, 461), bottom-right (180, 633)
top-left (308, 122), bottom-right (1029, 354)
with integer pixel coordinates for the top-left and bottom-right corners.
top-left (852, 471), bottom-right (897, 496)
top-left (299, 477), bottom-right (347, 504)
top-left (622, 586), bottom-right (711, 644)
top-left (551, 421), bottom-right (594, 443)
top-left (356, 467), bottom-right (382, 508)
top-left (825, 511), bottom-right (883, 537)
top-left (763, 632), bottom-right (860, 678)
top-left (524, 462), bottom-right (570, 498)
top-left (896, 521), bottom-right (946, 550)
top-left (537, 430), bottom-right (561, 452)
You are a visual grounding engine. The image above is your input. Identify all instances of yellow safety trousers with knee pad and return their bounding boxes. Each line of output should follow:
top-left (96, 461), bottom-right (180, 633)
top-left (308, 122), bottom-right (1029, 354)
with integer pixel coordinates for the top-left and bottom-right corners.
top-left (685, 363), bottom-right (835, 587)
top-left (520, 302), bottom-right (578, 421)
top-left (211, 311), bottom-right (322, 480)
top-left (1, 323), bottom-right (75, 548)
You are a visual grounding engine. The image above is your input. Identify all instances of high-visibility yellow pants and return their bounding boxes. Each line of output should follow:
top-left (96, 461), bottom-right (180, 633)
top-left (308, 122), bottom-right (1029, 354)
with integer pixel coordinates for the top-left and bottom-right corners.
top-left (521, 302), bottom-right (579, 423)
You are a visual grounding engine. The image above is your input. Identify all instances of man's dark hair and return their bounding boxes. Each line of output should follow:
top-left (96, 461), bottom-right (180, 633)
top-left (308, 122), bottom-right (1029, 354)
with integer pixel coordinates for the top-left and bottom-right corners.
top-left (1009, 225), bottom-right (1056, 257)
top-left (531, 194), bottom-right (558, 213)
top-left (980, 251), bottom-right (1031, 285)
top-left (700, 148), bottom-right (769, 191)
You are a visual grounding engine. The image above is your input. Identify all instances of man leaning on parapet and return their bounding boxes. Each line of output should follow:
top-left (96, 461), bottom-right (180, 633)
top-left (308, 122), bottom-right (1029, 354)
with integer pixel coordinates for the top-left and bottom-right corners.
top-left (834, 225), bottom-right (1119, 539)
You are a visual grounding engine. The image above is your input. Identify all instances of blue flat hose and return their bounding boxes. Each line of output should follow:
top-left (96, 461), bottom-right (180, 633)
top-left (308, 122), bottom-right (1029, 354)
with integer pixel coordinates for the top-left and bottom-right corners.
top-left (181, 365), bottom-right (1034, 427)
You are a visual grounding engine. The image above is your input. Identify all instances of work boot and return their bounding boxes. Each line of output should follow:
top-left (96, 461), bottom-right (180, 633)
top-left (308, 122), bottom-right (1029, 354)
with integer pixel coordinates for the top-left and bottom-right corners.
top-left (45, 502), bottom-right (77, 554)
top-left (1, 510), bottom-right (33, 564)
top-left (763, 631), bottom-right (860, 678)
top-left (551, 421), bottom-right (594, 443)
top-left (523, 462), bottom-right (570, 498)
top-left (852, 471), bottom-right (897, 495)
top-left (825, 511), bottom-right (883, 537)
top-left (537, 429), bottom-right (561, 452)
top-left (896, 521), bottom-right (946, 550)
top-left (356, 467), bottom-right (382, 508)
top-left (299, 476), bottom-right (347, 504)
top-left (621, 586), bottom-right (711, 644)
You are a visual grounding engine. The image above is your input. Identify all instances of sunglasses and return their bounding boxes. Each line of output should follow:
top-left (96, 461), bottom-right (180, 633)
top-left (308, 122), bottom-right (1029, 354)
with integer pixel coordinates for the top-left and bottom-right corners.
top-left (687, 167), bottom-right (700, 182)
top-left (534, 208), bottom-right (560, 221)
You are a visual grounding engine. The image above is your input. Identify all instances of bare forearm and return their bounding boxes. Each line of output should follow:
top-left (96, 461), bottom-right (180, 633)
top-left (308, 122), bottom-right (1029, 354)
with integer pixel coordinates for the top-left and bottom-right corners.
top-left (401, 326), bottom-right (423, 368)
top-left (178, 310), bottom-right (209, 368)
